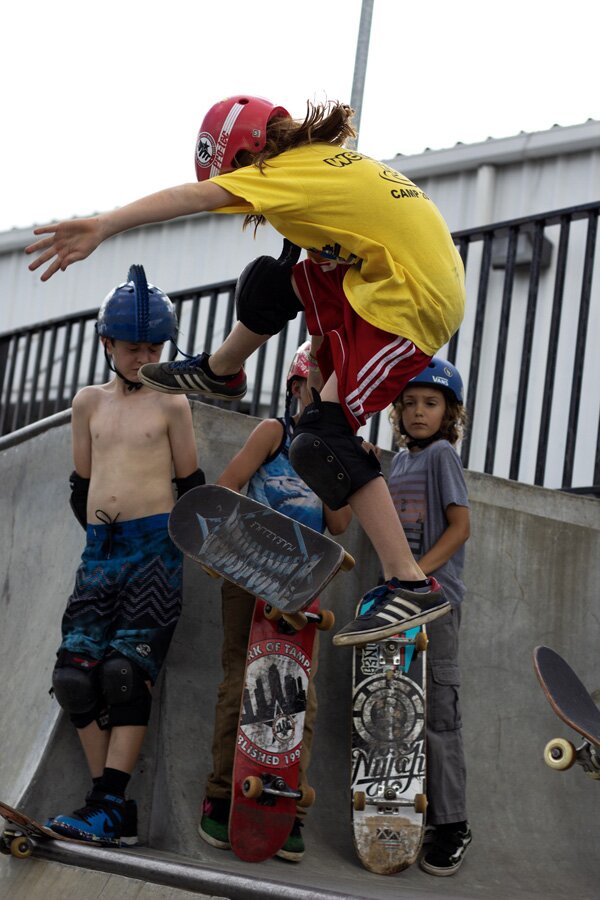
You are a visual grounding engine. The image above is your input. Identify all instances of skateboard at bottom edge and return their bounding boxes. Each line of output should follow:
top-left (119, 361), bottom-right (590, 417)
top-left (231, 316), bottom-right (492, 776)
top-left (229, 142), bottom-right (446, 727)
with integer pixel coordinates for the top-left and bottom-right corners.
top-left (0, 800), bottom-right (120, 857)
top-left (351, 622), bottom-right (428, 874)
top-left (533, 644), bottom-right (600, 780)
top-left (168, 484), bottom-right (354, 613)
top-left (229, 597), bottom-right (334, 862)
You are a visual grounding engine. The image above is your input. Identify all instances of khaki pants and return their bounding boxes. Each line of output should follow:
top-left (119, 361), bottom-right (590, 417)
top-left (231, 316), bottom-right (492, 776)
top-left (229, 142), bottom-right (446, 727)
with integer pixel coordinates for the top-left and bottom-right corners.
top-left (206, 580), bottom-right (319, 817)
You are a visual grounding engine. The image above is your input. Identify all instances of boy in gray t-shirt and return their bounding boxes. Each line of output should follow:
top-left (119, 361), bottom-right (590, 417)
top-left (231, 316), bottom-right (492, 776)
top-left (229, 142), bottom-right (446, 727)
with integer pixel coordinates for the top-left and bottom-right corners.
top-left (388, 357), bottom-right (472, 877)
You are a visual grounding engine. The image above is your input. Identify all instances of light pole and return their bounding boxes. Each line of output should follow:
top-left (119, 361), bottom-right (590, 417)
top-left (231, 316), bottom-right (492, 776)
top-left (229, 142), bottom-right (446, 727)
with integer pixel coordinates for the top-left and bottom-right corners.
top-left (348, 0), bottom-right (374, 150)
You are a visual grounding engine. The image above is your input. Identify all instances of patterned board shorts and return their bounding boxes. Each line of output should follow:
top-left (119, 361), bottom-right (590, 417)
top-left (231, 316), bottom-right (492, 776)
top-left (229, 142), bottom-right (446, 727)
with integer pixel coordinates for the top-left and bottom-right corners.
top-left (59, 513), bottom-right (183, 683)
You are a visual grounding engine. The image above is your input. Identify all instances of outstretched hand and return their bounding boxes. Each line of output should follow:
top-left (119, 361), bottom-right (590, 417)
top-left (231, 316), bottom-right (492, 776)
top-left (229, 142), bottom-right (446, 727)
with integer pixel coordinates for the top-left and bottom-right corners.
top-left (25, 217), bottom-right (105, 281)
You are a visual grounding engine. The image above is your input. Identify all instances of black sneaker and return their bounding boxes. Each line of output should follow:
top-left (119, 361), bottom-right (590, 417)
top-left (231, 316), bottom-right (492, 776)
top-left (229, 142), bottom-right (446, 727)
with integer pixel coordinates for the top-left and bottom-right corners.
top-left (420, 822), bottom-right (472, 876)
top-left (198, 796), bottom-right (231, 850)
top-left (275, 817), bottom-right (304, 862)
top-left (138, 352), bottom-right (247, 399)
top-left (47, 789), bottom-right (138, 846)
top-left (332, 577), bottom-right (449, 647)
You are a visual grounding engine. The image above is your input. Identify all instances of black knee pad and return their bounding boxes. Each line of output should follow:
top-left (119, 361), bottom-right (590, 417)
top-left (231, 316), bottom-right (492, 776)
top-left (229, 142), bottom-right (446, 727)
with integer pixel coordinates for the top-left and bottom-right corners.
top-left (52, 650), bottom-right (104, 729)
top-left (100, 653), bottom-right (152, 727)
top-left (235, 239), bottom-right (303, 335)
top-left (289, 396), bottom-right (382, 510)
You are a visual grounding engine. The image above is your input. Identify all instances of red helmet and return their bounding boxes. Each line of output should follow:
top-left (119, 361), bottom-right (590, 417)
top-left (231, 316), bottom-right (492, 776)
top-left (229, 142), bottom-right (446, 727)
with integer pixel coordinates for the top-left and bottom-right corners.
top-left (195, 95), bottom-right (291, 181)
top-left (286, 341), bottom-right (311, 389)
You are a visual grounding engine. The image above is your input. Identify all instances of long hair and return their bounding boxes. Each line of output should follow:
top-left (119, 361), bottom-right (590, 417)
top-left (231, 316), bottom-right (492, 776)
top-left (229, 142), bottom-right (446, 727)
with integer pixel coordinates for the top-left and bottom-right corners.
top-left (238, 100), bottom-right (357, 232)
top-left (389, 393), bottom-right (469, 449)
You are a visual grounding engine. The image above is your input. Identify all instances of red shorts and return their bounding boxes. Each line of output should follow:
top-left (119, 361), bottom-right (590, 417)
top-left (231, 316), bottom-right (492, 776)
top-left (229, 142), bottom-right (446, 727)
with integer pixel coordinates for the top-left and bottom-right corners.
top-left (293, 259), bottom-right (431, 432)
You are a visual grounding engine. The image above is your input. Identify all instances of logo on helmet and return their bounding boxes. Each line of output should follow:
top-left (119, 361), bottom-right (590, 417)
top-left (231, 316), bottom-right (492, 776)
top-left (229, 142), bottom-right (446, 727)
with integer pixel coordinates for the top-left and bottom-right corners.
top-left (196, 132), bottom-right (216, 170)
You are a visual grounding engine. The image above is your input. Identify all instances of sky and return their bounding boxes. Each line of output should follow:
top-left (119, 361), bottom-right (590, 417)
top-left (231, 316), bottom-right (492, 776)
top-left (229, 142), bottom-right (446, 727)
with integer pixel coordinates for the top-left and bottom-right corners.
top-left (2, 0), bottom-right (599, 235)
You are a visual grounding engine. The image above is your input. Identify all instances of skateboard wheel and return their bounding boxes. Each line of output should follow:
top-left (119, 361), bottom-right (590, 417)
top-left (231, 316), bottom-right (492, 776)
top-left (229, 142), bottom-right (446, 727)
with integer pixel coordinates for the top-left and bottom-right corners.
top-left (414, 793), bottom-right (428, 814)
top-left (416, 631), bottom-right (429, 652)
top-left (544, 738), bottom-right (576, 770)
top-left (298, 785), bottom-right (316, 808)
top-left (316, 609), bottom-right (335, 631)
top-left (242, 776), bottom-right (264, 799)
top-left (264, 604), bottom-right (282, 621)
top-left (10, 835), bottom-right (32, 859)
top-left (353, 791), bottom-right (366, 812)
top-left (341, 551), bottom-right (355, 572)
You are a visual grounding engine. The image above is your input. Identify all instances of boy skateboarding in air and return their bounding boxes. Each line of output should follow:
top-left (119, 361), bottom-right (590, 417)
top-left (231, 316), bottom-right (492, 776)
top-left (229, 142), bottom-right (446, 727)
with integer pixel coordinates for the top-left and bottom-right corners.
top-left (46, 266), bottom-right (203, 844)
top-left (27, 94), bottom-right (466, 646)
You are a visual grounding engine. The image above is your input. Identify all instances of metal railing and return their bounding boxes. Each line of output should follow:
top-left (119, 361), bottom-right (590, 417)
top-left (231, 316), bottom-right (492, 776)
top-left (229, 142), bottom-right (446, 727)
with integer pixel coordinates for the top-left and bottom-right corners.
top-left (1, 201), bottom-right (599, 493)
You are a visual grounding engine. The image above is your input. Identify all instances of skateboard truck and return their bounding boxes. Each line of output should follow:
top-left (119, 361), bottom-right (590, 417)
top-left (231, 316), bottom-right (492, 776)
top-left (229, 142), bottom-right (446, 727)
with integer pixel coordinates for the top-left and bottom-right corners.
top-left (263, 604), bottom-right (335, 633)
top-left (242, 774), bottom-right (316, 807)
top-left (353, 787), bottom-right (428, 814)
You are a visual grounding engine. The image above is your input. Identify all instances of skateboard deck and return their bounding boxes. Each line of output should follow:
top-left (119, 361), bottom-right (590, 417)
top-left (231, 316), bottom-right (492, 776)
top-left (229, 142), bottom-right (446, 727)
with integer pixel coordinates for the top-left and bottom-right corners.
top-left (533, 645), bottom-right (600, 779)
top-left (229, 597), bottom-right (330, 862)
top-left (0, 800), bottom-right (118, 857)
top-left (351, 623), bottom-right (428, 874)
top-left (169, 485), bottom-right (354, 614)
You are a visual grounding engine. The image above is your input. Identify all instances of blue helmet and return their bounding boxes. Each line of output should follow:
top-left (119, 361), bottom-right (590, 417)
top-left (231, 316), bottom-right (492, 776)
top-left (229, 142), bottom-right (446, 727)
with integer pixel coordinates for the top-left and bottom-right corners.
top-left (407, 357), bottom-right (464, 404)
top-left (96, 265), bottom-right (178, 343)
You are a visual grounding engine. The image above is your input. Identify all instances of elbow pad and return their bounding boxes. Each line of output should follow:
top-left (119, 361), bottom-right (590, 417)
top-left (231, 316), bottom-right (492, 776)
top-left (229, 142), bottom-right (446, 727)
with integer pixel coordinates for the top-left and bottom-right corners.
top-left (174, 468), bottom-right (206, 498)
top-left (69, 470), bottom-right (90, 530)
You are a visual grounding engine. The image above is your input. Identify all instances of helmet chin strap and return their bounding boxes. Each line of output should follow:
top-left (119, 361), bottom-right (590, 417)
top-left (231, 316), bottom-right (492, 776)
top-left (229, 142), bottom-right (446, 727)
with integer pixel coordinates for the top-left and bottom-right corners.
top-left (103, 347), bottom-right (142, 392)
top-left (406, 430), bottom-right (443, 450)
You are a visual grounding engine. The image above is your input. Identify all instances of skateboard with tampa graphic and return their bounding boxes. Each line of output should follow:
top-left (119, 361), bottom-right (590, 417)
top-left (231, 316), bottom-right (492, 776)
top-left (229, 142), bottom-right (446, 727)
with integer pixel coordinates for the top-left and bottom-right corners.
top-left (168, 485), bottom-right (354, 614)
top-left (351, 620), bottom-right (428, 874)
top-left (533, 645), bottom-right (600, 779)
top-left (228, 597), bottom-right (334, 862)
top-left (0, 800), bottom-right (120, 858)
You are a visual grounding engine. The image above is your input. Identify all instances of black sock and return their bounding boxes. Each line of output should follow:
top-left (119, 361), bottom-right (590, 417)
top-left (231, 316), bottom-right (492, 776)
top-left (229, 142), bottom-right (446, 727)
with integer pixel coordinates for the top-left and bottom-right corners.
top-left (201, 353), bottom-right (238, 381)
top-left (392, 578), bottom-right (431, 591)
top-left (96, 767), bottom-right (131, 798)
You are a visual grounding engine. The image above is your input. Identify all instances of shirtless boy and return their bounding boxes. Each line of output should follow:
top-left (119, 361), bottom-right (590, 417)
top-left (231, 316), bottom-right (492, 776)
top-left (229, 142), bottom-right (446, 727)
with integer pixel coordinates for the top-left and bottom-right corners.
top-left (46, 265), bottom-right (203, 844)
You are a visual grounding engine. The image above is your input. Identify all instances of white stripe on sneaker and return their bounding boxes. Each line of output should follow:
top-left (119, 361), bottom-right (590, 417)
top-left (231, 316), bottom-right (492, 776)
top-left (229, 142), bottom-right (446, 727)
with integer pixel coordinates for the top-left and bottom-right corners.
top-left (373, 610), bottom-right (406, 626)
top-left (180, 374), bottom-right (203, 390)
top-left (387, 597), bottom-right (422, 616)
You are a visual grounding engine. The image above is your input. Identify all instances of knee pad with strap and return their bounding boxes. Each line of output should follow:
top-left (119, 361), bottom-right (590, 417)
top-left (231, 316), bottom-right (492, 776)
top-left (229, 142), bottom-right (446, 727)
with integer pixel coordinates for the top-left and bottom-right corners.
top-left (52, 650), bottom-right (104, 728)
top-left (289, 395), bottom-right (381, 510)
top-left (235, 239), bottom-right (303, 335)
top-left (100, 653), bottom-right (152, 727)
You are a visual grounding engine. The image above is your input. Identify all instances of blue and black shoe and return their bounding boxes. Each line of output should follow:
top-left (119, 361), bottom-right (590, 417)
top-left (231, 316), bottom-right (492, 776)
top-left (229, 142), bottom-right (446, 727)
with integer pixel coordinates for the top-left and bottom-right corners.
top-left (47, 789), bottom-right (138, 846)
top-left (333, 576), bottom-right (449, 647)
top-left (138, 352), bottom-right (247, 400)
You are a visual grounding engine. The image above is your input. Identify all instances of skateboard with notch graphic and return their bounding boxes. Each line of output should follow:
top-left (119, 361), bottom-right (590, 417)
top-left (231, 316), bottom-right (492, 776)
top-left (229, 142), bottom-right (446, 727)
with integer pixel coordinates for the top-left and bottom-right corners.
top-left (351, 621), bottom-right (428, 874)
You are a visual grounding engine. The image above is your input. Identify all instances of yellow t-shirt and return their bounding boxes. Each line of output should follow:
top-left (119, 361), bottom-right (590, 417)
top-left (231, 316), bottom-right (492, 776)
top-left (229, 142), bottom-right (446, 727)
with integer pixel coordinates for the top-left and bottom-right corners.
top-left (212, 144), bottom-right (465, 356)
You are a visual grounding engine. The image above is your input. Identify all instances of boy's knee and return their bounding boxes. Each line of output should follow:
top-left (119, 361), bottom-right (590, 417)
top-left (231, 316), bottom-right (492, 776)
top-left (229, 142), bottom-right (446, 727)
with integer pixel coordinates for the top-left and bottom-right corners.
top-left (52, 650), bottom-right (104, 729)
top-left (235, 240), bottom-right (303, 335)
top-left (100, 653), bottom-right (152, 727)
top-left (289, 397), bottom-right (381, 509)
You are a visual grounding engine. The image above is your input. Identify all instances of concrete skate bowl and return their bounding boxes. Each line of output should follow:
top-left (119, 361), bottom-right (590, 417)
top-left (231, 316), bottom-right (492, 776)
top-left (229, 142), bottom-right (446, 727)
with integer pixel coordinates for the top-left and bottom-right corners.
top-left (1, 401), bottom-right (599, 899)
